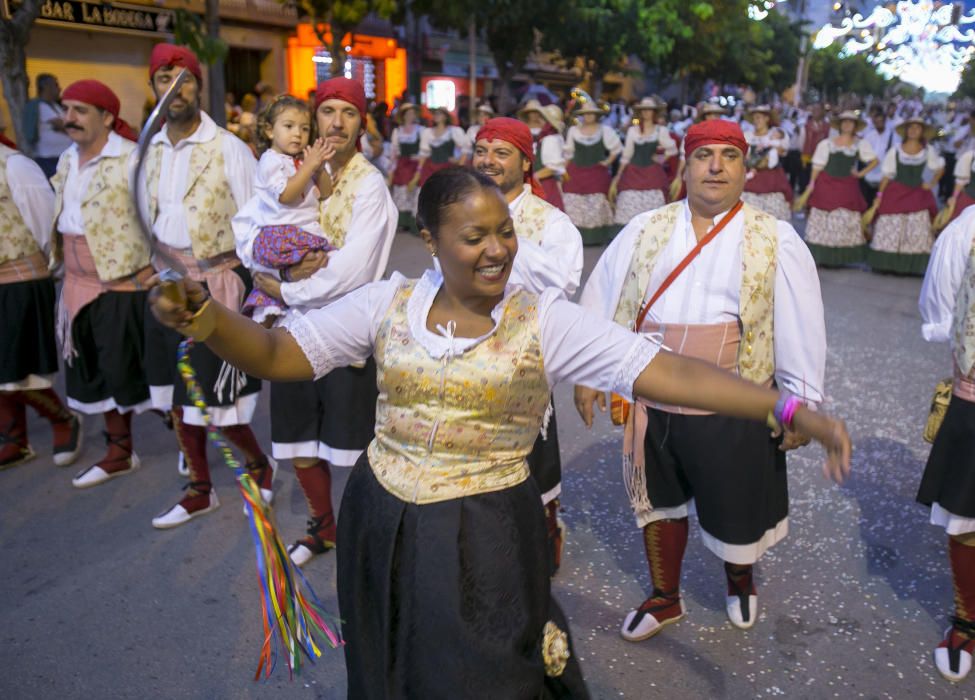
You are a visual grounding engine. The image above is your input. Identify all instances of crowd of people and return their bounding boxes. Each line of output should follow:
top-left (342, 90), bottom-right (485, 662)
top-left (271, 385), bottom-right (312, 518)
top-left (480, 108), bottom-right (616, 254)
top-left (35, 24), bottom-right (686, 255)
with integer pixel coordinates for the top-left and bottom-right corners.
top-left (0, 46), bottom-right (973, 695)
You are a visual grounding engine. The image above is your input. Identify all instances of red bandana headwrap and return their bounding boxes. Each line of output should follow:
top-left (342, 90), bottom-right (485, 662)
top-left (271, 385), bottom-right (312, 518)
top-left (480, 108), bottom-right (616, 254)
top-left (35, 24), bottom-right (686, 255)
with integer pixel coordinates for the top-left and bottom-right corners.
top-left (682, 119), bottom-right (748, 158)
top-left (61, 79), bottom-right (137, 142)
top-left (149, 43), bottom-right (203, 83)
top-left (475, 117), bottom-right (544, 197)
top-left (0, 134), bottom-right (16, 150)
top-left (314, 77), bottom-right (367, 151)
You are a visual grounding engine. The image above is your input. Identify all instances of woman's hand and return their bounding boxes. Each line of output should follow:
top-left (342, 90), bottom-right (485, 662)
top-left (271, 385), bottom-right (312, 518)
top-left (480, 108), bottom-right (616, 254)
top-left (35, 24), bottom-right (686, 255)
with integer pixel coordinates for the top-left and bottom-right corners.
top-left (574, 385), bottom-right (607, 428)
top-left (284, 250), bottom-right (329, 282)
top-left (792, 407), bottom-right (852, 484)
top-left (147, 275), bottom-right (209, 332)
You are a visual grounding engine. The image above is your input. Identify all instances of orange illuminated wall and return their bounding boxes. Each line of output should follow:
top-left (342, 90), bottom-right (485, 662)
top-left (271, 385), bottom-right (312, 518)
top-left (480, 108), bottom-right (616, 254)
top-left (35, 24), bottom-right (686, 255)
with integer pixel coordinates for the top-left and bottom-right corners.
top-left (286, 24), bottom-right (407, 111)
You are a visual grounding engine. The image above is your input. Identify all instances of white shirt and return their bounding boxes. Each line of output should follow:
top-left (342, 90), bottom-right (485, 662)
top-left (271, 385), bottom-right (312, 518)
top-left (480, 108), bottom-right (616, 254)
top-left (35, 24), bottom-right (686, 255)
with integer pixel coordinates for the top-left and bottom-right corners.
top-left (880, 144), bottom-right (944, 180)
top-left (237, 163), bottom-right (396, 311)
top-left (811, 138), bottom-right (877, 169)
top-left (418, 125), bottom-right (471, 159)
top-left (56, 132), bottom-right (132, 236)
top-left (507, 184), bottom-right (583, 297)
top-left (580, 201), bottom-right (826, 404)
top-left (860, 125), bottom-right (900, 184)
top-left (36, 102), bottom-right (72, 159)
top-left (919, 205), bottom-right (975, 343)
top-left (954, 150), bottom-right (975, 185)
top-left (535, 133), bottom-right (566, 175)
top-left (280, 268), bottom-right (660, 401)
top-left (231, 149), bottom-right (325, 246)
top-left (1, 144), bottom-right (54, 251)
top-left (621, 125), bottom-right (677, 165)
top-left (564, 124), bottom-right (623, 160)
top-left (146, 112), bottom-right (256, 249)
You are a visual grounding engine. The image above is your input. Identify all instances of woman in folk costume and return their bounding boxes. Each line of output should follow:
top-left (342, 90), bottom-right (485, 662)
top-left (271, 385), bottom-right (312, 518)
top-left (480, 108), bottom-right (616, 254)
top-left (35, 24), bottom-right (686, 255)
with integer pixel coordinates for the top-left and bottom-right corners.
top-left (611, 97), bottom-right (678, 225)
top-left (518, 99), bottom-right (568, 211)
top-left (918, 205), bottom-right (975, 683)
top-left (466, 102), bottom-right (494, 146)
top-left (412, 106), bottom-right (471, 188)
top-left (388, 102), bottom-right (422, 232)
top-left (945, 147), bottom-right (975, 224)
top-left (148, 166), bottom-right (851, 699)
top-left (562, 101), bottom-right (622, 245)
top-left (741, 105), bottom-right (794, 221)
top-left (799, 110), bottom-right (878, 266)
top-left (867, 116), bottom-right (943, 275)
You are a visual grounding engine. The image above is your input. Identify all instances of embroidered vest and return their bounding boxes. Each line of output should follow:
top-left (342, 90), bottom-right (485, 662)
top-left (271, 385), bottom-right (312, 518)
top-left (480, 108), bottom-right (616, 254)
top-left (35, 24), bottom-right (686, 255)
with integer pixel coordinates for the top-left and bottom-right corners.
top-left (954, 232), bottom-right (975, 376)
top-left (0, 151), bottom-right (40, 266)
top-left (51, 144), bottom-right (150, 281)
top-left (368, 281), bottom-right (550, 504)
top-left (512, 190), bottom-right (556, 244)
top-left (319, 152), bottom-right (376, 249)
top-left (145, 131), bottom-right (237, 260)
top-left (612, 201), bottom-right (778, 384)
top-left (894, 150), bottom-right (925, 188)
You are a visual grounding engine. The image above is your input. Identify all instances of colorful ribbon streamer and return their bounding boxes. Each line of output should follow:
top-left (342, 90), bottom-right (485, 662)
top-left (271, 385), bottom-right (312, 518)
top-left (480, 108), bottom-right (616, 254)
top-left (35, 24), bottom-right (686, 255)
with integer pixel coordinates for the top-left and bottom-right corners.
top-left (176, 338), bottom-right (342, 679)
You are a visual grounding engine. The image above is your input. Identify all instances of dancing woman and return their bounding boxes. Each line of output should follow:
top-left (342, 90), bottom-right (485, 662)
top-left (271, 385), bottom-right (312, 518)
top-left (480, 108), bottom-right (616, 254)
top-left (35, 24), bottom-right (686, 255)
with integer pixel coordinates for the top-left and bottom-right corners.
top-left (149, 166), bottom-right (850, 699)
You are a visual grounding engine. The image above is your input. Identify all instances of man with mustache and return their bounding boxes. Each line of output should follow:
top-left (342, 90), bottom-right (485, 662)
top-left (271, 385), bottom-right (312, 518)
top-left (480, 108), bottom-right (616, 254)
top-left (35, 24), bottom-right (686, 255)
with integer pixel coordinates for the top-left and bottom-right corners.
top-left (47, 80), bottom-right (151, 488)
top-left (0, 106), bottom-right (80, 471)
top-left (575, 119), bottom-right (826, 640)
top-left (138, 44), bottom-right (271, 529)
top-left (471, 116), bottom-right (583, 574)
top-left (236, 77), bottom-right (397, 565)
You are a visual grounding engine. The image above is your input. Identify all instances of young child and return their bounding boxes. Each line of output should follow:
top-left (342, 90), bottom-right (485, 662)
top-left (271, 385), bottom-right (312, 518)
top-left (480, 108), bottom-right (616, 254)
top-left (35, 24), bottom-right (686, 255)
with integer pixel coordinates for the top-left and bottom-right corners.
top-left (236, 95), bottom-right (335, 324)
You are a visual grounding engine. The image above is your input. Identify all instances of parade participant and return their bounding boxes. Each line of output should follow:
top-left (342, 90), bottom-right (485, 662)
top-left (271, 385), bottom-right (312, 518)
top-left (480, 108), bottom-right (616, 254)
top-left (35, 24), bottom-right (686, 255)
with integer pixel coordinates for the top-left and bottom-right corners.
top-left (44, 80), bottom-right (151, 488)
top-left (23, 74), bottom-right (73, 177)
top-left (388, 102), bottom-right (422, 232)
top-left (233, 96), bottom-right (335, 323)
top-left (799, 110), bottom-right (878, 266)
top-left (576, 118), bottom-right (828, 641)
top-left (472, 116), bottom-right (584, 573)
top-left (466, 102), bottom-right (494, 145)
top-left (412, 106), bottom-right (470, 187)
top-left (563, 102), bottom-right (622, 245)
top-left (944, 115), bottom-right (975, 224)
top-left (741, 105), bottom-right (793, 221)
top-left (611, 97), bottom-right (678, 226)
top-left (867, 117), bottom-right (943, 275)
top-left (668, 103), bottom-right (727, 202)
top-left (139, 44), bottom-right (271, 529)
top-left (238, 76), bottom-right (397, 566)
top-left (147, 165), bottom-right (850, 699)
top-left (860, 106), bottom-right (899, 206)
top-left (0, 126), bottom-right (81, 470)
top-left (798, 102), bottom-right (830, 193)
top-left (518, 99), bottom-right (568, 211)
top-left (918, 205), bottom-right (975, 683)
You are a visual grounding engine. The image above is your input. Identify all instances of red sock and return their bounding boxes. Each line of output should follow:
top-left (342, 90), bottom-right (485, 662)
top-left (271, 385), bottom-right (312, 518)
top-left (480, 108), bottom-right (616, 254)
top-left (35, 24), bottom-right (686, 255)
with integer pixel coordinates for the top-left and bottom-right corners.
top-left (98, 409), bottom-right (133, 474)
top-left (643, 517), bottom-right (689, 601)
top-left (294, 459), bottom-right (335, 540)
top-left (725, 562), bottom-right (757, 597)
top-left (173, 407), bottom-right (211, 491)
top-left (20, 388), bottom-right (72, 424)
top-left (0, 393), bottom-right (28, 460)
top-left (219, 424), bottom-right (264, 464)
top-left (950, 536), bottom-right (975, 630)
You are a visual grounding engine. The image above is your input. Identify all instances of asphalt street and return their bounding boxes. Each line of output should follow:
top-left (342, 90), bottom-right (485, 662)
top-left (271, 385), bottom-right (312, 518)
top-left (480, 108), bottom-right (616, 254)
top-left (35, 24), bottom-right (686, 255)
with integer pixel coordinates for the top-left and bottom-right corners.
top-left (1, 229), bottom-right (971, 699)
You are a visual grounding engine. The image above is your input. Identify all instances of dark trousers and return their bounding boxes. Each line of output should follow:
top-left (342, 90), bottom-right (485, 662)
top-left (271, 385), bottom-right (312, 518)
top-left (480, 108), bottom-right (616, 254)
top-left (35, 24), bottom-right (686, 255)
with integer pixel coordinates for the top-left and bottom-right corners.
top-left (784, 149), bottom-right (802, 194)
top-left (33, 157), bottom-right (59, 180)
top-left (941, 152), bottom-right (956, 201)
top-left (860, 179), bottom-right (879, 206)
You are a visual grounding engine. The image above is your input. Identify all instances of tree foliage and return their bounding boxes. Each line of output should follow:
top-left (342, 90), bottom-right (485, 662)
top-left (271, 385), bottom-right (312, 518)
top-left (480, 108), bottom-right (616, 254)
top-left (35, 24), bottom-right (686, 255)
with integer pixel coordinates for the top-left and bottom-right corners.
top-left (806, 44), bottom-right (892, 102)
top-left (0, 0), bottom-right (42, 152)
top-left (290, 0), bottom-right (398, 76)
top-left (171, 8), bottom-right (229, 65)
top-left (954, 57), bottom-right (975, 100)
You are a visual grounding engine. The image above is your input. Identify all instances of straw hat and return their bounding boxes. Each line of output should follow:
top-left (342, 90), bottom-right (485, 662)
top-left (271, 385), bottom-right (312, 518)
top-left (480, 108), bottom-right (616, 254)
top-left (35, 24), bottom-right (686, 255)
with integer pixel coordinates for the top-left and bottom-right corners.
top-left (745, 104), bottom-right (777, 125)
top-left (830, 109), bottom-right (866, 132)
top-left (539, 104), bottom-right (565, 132)
top-left (699, 103), bottom-right (728, 118)
top-left (895, 116), bottom-right (938, 141)
top-left (396, 102), bottom-right (418, 124)
top-left (430, 105), bottom-right (453, 122)
top-left (633, 96), bottom-right (665, 113)
top-left (518, 98), bottom-right (545, 119)
top-left (574, 101), bottom-right (606, 117)
top-left (476, 102), bottom-right (495, 116)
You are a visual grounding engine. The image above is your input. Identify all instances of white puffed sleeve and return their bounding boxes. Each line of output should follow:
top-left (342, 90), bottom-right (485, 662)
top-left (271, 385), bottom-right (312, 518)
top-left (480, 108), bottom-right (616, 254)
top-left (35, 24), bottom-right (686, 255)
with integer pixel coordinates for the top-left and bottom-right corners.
top-left (954, 150), bottom-right (973, 184)
top-left (811, 140), bottom-right (831, 168)
top-left (881, 147), bottom-right (898, 180)
top-left (926, 145), bottom-right (946, 172)
top-left (920, 210), bottom-right (975, 343)
top-left (857, 138), bottom-right (877, 164)
top-left (602, 124), bottom-right (623, 157)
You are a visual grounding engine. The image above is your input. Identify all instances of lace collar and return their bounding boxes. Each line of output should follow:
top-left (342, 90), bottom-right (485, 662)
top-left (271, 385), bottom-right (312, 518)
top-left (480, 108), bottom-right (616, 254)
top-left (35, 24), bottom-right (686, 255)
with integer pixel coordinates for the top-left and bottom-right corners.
top-left (405, 269), bottom-right (516, 359)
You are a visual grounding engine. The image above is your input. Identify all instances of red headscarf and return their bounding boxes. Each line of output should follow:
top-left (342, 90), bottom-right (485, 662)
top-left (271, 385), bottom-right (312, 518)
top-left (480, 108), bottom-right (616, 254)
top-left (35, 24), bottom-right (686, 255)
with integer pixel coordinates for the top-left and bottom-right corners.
top-left (149, 43), bottom-right (203, 83)
top-left (683, 119), bottom-right (748, 159)
top-left (61, 79), bottom-right (138, 142)
top-left (314, 77), bottom-right (367, 151)
top-left (474, 117), bottom-right (544, 197)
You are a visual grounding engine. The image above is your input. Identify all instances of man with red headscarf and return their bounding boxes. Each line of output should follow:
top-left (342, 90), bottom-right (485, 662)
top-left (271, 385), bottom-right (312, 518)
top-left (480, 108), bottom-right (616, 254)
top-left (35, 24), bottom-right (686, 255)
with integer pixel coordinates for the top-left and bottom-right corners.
top-left (236, 76), bottom-right (396, 565)
top-left (472, 116), bottom-right (582, 574)
top-left (46, 79), bottom-right (152, 488)
top-left (576, 118), bottom-right (827, 640)
top-left (0, 111), bottom-right (80, 471)
top-left (138, 44), bottom-right (272, 529)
